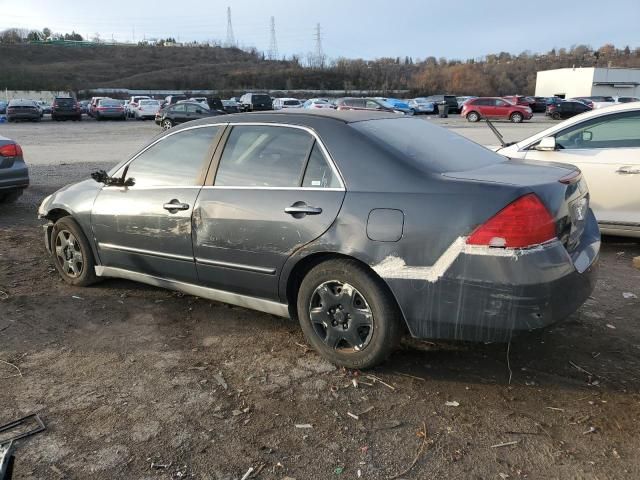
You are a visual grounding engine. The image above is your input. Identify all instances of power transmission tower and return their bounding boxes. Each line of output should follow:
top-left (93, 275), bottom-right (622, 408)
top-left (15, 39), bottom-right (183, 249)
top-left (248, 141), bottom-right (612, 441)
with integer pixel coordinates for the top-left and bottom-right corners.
top-left (225, 6), bottom-right (236, 48)
top-left (268, 16), bottom-right (278, 60)
top-left (314, 23), bottom-right (324, 68)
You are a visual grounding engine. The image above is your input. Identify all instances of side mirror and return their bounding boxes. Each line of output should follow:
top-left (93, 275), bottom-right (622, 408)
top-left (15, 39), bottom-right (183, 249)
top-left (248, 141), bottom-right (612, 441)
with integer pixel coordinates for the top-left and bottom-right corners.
top-left (91, 169), bottom-right (135, 187)
top-left (535, 136), bottom-right (557, 151)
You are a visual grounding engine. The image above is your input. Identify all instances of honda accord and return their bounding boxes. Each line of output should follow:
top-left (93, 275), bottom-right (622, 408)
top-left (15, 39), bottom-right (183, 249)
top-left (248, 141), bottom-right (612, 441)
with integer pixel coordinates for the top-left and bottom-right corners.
top-left (38, 111), bottom-right (600, 368)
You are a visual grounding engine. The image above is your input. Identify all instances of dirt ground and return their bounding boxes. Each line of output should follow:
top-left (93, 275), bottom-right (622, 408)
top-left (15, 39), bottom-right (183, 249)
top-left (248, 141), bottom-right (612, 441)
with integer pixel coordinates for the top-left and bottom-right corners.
top-left (1, 118), bottom-right (640, 480)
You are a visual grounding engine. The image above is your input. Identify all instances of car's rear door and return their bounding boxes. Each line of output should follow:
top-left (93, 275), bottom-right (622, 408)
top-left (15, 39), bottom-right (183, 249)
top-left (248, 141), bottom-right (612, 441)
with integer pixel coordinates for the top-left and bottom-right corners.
top-left (92, 125), bottom-right (224, 283)
top-left (193, 124), bottom-right (345, 300)
top-left (524, 110), bottom-right (640, 226)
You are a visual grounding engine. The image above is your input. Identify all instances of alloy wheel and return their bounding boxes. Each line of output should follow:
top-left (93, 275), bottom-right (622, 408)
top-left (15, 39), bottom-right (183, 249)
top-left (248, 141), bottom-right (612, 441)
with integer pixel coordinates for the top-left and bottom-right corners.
top-left (54, 230), bottom-right (84, 278)
top-left (162, 119), bottom-right (173, 130)
top-left (308, 281), bottom-right (374, 352)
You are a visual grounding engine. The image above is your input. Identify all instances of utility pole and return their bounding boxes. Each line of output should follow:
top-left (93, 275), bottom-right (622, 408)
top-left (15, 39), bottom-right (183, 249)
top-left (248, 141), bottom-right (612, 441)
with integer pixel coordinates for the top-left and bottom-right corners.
top-left (314, 23), bottom-right (324, 68)
top-left (225, 6), bottom-right (236, 48)
top-left (268, 16), bottom-right (278, 60)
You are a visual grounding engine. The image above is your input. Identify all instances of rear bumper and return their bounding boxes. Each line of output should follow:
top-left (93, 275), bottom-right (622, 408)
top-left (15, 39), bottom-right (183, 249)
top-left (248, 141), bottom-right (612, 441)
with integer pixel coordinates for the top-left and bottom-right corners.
top-left (382, 212), bottom-right (600, 343)
top-left (0, 158), bottom-right (29, 192)
top-left (52, 110), bottom-right (81, 118)
top-left (7, 113), bottom-right (39, 120)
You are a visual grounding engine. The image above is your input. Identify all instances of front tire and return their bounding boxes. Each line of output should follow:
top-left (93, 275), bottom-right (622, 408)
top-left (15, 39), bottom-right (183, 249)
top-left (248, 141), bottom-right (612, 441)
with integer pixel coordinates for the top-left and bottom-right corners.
top-left (50, 217), bottom-right (98, 287)
top-left (510, 112), bottom-right (523, 123)
top-left (297, 259), bottom-right (402, 369)
top-left (162, 119), bottom-right (173, 130)
top-left (466, 111), bottom-right (480, 122)
top-left (551, 112), bottom-right (561, 120)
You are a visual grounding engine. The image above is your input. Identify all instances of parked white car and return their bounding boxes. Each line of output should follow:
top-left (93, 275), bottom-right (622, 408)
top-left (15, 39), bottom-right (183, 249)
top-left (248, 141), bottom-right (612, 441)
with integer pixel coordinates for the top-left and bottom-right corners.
top-left (189, 97), bottom-right (210, 109)
top-left (273, 98), bottom-right (302, 110)
top-left (133, 99), bottom-right (161, 120)
top-left (497, 103), bottom-right (640, 238)
top-left (302, 98), bottom-right (333, 109)
top-left (127, 96), bottom-right (151, 117)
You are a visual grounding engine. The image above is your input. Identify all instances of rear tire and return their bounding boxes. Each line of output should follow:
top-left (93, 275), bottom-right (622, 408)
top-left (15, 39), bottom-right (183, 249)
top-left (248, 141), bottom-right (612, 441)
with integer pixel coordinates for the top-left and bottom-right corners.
top-left (297, 259), bottom-right (402, 369)
top-left (50, 216), bottom-right (98, 287)
top-left (162, 119), bottom-right (173, 130)
top-left (466, 111), bottom-right (480, 122)
top-left (551, 112), bottom-right (561, 120)
top-left (510, 112), bottom-right (523, 123)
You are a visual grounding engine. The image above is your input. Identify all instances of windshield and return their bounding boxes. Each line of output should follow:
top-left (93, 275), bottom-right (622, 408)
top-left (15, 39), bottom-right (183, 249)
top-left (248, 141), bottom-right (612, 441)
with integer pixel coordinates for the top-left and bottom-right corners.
top-left (253, 94), bottom-right (271, 102)
top-left (284, 100), bottom-right (300, 106)
top-left (139, 100), bottom-right (159, 105)
top-left (352, 118), bottom-right (503, 173)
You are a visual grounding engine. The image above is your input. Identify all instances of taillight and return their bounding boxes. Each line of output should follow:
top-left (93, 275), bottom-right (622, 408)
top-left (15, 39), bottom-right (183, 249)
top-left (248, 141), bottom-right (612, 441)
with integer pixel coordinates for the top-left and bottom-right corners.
top-left (0, 143), bottom-right (23, 157)
top-left (466, 194), bottom-right (556, 248)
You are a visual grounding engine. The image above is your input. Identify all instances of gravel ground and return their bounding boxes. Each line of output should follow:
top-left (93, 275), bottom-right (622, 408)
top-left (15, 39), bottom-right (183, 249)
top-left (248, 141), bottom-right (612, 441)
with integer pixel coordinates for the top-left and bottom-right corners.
top-left (1, 115), bottom-right (639, 480)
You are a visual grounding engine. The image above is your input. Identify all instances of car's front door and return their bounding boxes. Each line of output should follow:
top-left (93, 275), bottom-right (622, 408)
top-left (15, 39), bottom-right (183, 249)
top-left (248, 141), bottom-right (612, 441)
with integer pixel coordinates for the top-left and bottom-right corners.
top-left (170, 104), bottom-right (188, 124)
top-left (92, 125), bottom-right (224, 283)
top-left (524, 110), bottom-right (640, 225)
top-left (193, 124), bottom-right (346, 300)
top-left (493, 99), bottom-right (511, 119)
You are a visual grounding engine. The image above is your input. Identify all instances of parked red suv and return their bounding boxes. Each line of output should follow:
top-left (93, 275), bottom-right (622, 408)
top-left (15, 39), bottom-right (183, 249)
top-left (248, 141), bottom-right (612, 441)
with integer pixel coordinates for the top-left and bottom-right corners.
top-left (502, 95), bottom-right (534, 108)
top-left (461, 97), bottom-right (533, 123)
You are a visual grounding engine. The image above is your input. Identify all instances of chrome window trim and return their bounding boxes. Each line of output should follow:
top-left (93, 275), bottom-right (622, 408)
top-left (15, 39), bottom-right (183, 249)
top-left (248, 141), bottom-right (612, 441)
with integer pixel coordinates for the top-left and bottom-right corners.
top-left (195, 257), bottom-right (276, 275)
top-left (99, 242), bottom-right (193, 262)
top-left (216, 122), bottom-right (346, 190)
top-left (95, 266), bottom-right (289, 318)
top-left (201, 186), bottom-right (344, 192)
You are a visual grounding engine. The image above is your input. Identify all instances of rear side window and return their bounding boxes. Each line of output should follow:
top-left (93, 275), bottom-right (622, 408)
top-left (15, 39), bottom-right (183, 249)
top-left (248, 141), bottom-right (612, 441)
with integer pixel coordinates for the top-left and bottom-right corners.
top-left (302, 143), bottom-right (340, 188)
top-left (125, 126), bottom-right (219, 186)
top-left (352, 118), bottom-right (503, 173)
top-left (215, 126), bottom-right (314, 187)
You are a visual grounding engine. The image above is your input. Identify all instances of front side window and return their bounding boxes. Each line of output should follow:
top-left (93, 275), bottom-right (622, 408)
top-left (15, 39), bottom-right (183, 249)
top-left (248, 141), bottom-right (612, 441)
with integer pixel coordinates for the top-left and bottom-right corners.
top-left (171, 104), bottom-right (186, 113)
top-left (555, 111), bottom-right (640, 150)
top-left (125, 126), bottom-right (220, 187)
top-left (215, 126), bottom-right (314, 187)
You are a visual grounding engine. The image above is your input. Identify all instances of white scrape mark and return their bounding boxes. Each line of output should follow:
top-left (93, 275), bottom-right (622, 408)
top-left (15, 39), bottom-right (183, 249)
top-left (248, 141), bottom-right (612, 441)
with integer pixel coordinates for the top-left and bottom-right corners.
top-left (373, 237), bottom-right (552, 282)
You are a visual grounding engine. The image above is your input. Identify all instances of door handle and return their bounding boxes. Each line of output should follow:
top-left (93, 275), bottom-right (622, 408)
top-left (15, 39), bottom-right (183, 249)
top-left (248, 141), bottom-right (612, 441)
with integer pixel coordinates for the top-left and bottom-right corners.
top-left (163, 199), bottom-right (190, 212)
top-left (284, 203), bottom-right (322, 217)
top-left (616, 166), bottom-right (640, 175)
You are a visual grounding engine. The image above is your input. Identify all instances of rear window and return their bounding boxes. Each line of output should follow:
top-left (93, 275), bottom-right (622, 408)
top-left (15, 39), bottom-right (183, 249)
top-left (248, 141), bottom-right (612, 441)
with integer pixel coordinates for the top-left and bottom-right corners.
top-left (99, 100), bottom-right (120, 106)
top-left (56, 98), bottom-right (75, 105)
top-left (351, 118), bottom-right (503, 173)
top-left (252, 94), bottom-right (271, 103)
top-left (139, 100), bottom-right (159, 105)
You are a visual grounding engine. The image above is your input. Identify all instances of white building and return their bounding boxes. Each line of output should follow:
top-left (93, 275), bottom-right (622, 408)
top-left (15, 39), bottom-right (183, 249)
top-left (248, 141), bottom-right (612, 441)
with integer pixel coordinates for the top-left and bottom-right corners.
top-left (535, 67), bottom-right (640, 98)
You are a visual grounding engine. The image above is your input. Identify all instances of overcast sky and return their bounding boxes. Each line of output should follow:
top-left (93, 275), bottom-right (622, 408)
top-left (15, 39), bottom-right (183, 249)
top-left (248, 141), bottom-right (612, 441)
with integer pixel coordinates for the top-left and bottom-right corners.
top-left (2, 0), bottom-right (638, 60)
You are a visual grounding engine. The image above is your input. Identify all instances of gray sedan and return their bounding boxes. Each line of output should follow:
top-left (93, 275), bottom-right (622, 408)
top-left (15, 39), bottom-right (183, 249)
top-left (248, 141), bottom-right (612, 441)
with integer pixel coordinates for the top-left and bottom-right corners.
top-left (38, 111), bottom-right (600, 368)
top-left (0, 136), bottom-right (29, 202)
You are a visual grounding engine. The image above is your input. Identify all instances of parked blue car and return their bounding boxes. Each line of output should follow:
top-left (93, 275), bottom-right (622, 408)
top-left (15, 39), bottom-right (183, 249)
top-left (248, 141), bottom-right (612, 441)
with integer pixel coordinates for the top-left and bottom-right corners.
top-left (376, 98), bottom-right (414, 115)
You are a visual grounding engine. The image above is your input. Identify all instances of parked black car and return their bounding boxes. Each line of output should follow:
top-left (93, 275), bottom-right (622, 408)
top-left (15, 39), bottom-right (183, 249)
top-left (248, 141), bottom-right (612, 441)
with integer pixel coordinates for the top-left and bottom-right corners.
top-left (0, 135), bottom-right (29, 203)
top-left (423, 94), bottom-right (458, 113)
top-left (38, 110), bottom-right (599, 368)
top-left (155, 101), bottom-right (224, 129)
top-left (222, 99), bottom-right (241, 114)
top-left (52, 97), bottom-right (82, 121)
top-left (239, 93), bottom-right (273, 112)
top-left (206, 97), bottom-right (227, 114)
top-left (527, 96), bottom-right (548, 113)
top-left (546, 100), bottom-right (591, 120)
top-left (6, 99), bottom-right (41, 122)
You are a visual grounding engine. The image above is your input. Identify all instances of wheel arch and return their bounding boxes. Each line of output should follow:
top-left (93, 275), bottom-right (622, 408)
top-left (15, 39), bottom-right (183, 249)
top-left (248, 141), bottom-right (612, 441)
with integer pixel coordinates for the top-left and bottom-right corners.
top-left (284, 251), bottom-right (408, 333)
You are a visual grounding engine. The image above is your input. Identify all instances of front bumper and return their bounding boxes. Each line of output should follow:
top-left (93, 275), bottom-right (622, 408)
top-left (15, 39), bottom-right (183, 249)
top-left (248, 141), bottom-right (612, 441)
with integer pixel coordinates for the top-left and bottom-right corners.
top-left (383, 212), bottom-right (600, 343)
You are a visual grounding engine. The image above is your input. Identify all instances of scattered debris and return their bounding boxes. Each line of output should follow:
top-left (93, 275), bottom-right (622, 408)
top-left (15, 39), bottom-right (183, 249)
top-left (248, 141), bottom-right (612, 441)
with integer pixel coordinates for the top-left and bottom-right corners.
top-left (393, 371), bottom-right (426, 382)
top-left (569, 361), bottom-right (595, 377)
top-left (240, 466), bottom-right (254, 480)
top-left (0, 359), bottom-right (22, 379)
top-left (347, 412), bottom-right (359, 420)
top-left (295, 424), bottom-right (313, 429)
top-left (583, 426), bottom-right (597, 435)
top-left (232, 410), bottom-right (244, 416)
top-left (0, 290), bottom-right (8, 300)
top-left (357, 468), bottom-right (362, 477)
top-left (622, 292), bottom-right (637, 299)
top-left (151, 462), bottom-right (171, 469)
top-left (606, 324), bottom-right (617, 329)
top-left (357, 406), bottom-right (374, 417)
top-left (632, 256), bottom-right (640, 270)
top-left (352, 378), bottom-right (359, 388)
top-left (613, 448), bottom-right (620, 459)
top-left (546, 407), bottom-right (565, 412)
top-left (294, 342), bottom-right (310, 353)
top-left (490, 440), bottom-right (520, 448)
top-left (445, 401), bottom-right (460, 407)
top-left (71, 295), bottom-right (83, 300)
top-left (374, 420), bottom-right (402, 431)
top-left (213, 372), bottom-right (228, 390)
top-left (388, 422), bottom-right (431, 480)
top-left (506, 339), bottom-right (513, 385)
top-left (365, 374), bottom-right (395, 391)
top-left (334, 466), bottom-right (344, 475)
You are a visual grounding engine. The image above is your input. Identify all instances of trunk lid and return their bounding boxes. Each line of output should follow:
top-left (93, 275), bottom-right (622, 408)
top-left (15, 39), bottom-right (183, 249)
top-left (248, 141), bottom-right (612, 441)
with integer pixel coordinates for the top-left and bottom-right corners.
top-left (443, 159), bottom-right (589, 253)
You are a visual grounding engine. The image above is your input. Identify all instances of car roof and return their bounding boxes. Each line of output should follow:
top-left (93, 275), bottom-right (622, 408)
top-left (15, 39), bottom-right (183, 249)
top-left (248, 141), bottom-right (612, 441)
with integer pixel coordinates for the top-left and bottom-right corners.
top-left (187, 110), bottom-right (401, 127)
